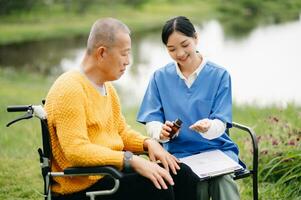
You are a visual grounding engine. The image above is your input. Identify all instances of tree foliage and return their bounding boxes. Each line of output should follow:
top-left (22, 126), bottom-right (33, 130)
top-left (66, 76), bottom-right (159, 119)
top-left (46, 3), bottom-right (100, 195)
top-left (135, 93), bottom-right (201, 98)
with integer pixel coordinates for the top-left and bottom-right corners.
top-left (0, 0), bottom-right (38, 15)
top-left (0, 0), bottom-right (150, 15)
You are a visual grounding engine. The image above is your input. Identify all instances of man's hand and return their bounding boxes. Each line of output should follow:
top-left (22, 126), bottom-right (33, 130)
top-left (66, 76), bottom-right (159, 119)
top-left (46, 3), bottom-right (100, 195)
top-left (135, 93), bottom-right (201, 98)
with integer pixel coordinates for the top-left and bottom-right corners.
top-left (144, 138), bottom-right (180, 175)
top-left (189, 118), bottom-right (211, 133)
top-left (130, 155), bottom-right (174, 190)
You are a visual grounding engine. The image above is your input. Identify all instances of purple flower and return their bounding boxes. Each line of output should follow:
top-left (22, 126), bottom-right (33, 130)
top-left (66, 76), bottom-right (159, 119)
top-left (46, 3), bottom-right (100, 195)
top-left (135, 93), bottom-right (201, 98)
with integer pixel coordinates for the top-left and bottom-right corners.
top-left (288, 139), bottom-right (296, 146)
top-left (272, 139), bottom-right (279, 146)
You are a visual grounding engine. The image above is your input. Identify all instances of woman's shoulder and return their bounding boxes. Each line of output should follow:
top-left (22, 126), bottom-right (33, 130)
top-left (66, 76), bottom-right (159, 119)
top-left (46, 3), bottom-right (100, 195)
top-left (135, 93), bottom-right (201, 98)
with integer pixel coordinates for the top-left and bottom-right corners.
top-left (205, 60), bottom-right (227, 71)
top-left (204, 60), bottom-right (230, 77)
top-left (154, 62), bottom-right (176, 76)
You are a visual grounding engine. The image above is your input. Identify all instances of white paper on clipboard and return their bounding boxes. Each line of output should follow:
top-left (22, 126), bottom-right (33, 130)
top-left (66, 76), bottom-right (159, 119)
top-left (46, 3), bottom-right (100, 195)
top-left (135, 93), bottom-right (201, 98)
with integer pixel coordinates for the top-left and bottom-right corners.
top-left (179, 150), bottom-right (243, 179)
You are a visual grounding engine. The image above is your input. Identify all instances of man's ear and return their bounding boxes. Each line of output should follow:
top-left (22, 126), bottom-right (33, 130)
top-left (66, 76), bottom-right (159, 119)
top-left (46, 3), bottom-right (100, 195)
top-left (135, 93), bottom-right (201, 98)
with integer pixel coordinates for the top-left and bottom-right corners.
top-left (96, 46), bottom-right (107, 60)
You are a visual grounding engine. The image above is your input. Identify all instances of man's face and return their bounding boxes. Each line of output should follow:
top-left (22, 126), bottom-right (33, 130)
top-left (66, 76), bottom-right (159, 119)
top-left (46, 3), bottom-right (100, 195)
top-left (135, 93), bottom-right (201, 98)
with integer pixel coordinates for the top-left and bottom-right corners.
top-left (102, 31), bottom-right (131, 81)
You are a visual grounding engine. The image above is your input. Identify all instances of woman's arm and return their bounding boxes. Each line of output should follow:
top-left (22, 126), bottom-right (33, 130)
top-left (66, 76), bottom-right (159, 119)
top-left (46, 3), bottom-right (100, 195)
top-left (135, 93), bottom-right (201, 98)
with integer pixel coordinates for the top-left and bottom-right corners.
top-left (190, 118), bottom-right (226, 140)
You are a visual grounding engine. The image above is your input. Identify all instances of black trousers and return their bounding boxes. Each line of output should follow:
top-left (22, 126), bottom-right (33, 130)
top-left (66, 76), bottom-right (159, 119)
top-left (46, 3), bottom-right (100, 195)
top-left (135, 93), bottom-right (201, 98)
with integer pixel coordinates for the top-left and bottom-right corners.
top-left (53, 163), bottom-right (199, 200)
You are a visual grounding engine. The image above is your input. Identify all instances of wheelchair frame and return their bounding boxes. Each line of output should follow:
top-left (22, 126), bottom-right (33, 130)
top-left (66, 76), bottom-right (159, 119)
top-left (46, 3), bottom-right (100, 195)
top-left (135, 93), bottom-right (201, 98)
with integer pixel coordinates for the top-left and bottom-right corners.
top-left (7, 104), bottom-right (123, 200)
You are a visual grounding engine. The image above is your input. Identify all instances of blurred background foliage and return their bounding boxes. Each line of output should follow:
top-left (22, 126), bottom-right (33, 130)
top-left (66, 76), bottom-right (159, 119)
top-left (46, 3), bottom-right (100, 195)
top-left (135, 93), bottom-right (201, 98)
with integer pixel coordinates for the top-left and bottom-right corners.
top-left (1, 0), bottom-right (301, 44)
top-left (1, 0), bottom-right (301, 199)
top-left (216, 0), bottom-right (301, 37)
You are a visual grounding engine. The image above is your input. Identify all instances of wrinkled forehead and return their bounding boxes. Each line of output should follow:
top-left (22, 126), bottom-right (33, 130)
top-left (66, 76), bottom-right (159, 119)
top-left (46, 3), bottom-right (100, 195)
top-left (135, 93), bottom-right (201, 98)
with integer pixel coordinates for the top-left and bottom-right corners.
top-left (111, 31), bottom-right (131, 50)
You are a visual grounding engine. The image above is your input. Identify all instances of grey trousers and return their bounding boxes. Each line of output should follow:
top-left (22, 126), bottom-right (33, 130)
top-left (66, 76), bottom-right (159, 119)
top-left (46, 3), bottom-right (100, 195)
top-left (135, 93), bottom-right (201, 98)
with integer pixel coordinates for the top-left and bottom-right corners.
top-left (197, 175), bottom-right (240, 200)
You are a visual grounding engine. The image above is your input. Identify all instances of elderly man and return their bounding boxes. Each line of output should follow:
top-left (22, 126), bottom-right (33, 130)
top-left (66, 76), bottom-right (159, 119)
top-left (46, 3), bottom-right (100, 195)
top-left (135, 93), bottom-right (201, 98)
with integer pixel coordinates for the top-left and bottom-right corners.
top-left (45, 18), bottom-right (198, 200)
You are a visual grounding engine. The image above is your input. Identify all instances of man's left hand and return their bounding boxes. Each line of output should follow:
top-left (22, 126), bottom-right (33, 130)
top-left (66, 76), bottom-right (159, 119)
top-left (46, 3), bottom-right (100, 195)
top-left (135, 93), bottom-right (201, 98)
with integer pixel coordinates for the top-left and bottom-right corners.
top-left (144, 139), bottom-right (180, 175)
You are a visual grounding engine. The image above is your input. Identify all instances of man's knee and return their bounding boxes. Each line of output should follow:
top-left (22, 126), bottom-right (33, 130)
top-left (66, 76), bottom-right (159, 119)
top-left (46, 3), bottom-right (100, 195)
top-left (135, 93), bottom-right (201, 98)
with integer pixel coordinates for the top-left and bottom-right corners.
top-left (172, 163), bottom-right (199, 200)
top-left (176, 163), bottom-right (197, 178)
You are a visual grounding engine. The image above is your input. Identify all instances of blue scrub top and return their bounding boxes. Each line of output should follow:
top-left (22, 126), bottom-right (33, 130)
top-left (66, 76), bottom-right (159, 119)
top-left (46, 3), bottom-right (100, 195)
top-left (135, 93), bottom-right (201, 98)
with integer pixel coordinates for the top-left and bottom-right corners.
top-left (137, 61), bottom-right (239, 160)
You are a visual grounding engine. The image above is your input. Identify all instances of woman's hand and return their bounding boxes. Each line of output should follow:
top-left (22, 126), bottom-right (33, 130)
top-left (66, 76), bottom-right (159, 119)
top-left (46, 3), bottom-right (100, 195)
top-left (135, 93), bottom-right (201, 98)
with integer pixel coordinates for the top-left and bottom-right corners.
top-left (160, 121), bottom-right (175, 140)
top-left (189, 118), bottom-right (211, 133)
top-left (144, 138), bottom-right (180, 175)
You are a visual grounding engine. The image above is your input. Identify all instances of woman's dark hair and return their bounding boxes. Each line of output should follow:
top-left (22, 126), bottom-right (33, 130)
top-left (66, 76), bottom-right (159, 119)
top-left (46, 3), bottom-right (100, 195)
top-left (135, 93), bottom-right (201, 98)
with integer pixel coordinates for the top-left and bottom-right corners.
top-left (161, 16), bottom-right (196, 45)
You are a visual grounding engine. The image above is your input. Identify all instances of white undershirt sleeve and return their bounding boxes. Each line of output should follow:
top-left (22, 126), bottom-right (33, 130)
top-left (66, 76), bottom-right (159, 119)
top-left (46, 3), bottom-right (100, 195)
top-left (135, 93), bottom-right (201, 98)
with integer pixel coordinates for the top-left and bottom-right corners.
top-left (199, 119), bottom-right (226, 140)
top-left (146, 119), bottom-right (226, 141)
top-left (146, 121), bottom-right (169, 143)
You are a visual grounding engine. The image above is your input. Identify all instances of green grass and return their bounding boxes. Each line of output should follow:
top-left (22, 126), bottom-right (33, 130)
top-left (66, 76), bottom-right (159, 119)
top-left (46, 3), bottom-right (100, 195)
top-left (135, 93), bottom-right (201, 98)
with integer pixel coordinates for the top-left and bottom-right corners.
top-left (0, 1), bottom-right (215, 45)
top-left (231, 104), bottom-right (301, 199)
top-left (1, 68), bottom-right (301, 199)
top-left (0, 68), bottom-right (53, 200)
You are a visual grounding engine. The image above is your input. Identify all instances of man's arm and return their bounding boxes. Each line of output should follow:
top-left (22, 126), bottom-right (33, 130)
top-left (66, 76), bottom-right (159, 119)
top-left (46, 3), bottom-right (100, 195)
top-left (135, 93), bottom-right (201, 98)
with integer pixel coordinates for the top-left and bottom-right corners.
top-left (107, 83), bottom-right (179, 188)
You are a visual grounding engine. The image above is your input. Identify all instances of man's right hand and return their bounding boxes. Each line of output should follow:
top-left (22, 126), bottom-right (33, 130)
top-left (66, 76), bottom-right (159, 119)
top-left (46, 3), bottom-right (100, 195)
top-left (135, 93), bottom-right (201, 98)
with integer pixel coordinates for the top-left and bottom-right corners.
top-left (130, 155), bottom-right (174, 190)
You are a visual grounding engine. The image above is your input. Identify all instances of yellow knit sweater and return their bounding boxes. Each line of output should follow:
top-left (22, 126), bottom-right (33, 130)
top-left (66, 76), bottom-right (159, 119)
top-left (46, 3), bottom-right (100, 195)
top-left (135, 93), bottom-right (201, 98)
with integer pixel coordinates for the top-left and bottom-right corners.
top-left (45, 70), bottom-right (147, 194)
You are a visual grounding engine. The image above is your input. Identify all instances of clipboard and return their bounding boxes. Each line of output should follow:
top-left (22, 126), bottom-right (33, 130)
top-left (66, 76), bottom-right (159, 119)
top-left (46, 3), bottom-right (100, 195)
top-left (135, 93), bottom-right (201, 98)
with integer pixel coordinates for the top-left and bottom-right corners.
top-left (179, 150), bottom-right (243, 180)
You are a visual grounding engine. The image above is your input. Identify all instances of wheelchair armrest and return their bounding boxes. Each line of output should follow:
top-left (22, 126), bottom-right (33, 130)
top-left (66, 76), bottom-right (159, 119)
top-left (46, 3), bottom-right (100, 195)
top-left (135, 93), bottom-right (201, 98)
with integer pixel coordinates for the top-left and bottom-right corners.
top-left (232, 122), bottom-right (257, 147)
top-left (231, 122), bottom-right (258, 173)
top-left (233, 168), bottom-right (251, 180)
top-left (64, 166), bottom-right (123, 179)
top-left (231, 122), bottom-right (258, 158)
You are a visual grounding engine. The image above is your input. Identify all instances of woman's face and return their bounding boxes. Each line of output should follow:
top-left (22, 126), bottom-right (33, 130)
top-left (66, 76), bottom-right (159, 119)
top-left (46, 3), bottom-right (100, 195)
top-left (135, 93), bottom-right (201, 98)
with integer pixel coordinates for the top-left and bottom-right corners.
top-left (166, 31), bottom-right (198, 67)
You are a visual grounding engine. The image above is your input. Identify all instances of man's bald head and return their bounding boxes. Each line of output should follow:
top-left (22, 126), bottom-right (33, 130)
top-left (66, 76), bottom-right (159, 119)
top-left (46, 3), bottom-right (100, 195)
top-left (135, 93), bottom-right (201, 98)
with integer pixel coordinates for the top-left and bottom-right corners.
top-left (86, 18), bottom-right (130, 55)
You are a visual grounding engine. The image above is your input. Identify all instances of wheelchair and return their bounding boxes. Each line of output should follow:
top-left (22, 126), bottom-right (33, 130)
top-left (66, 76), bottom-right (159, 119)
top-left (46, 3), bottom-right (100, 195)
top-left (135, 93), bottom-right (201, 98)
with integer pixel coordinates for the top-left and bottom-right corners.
top-left (6, 103), bottom-right (258, 200)
top-left (6, 104), bottom-right (123, 200)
